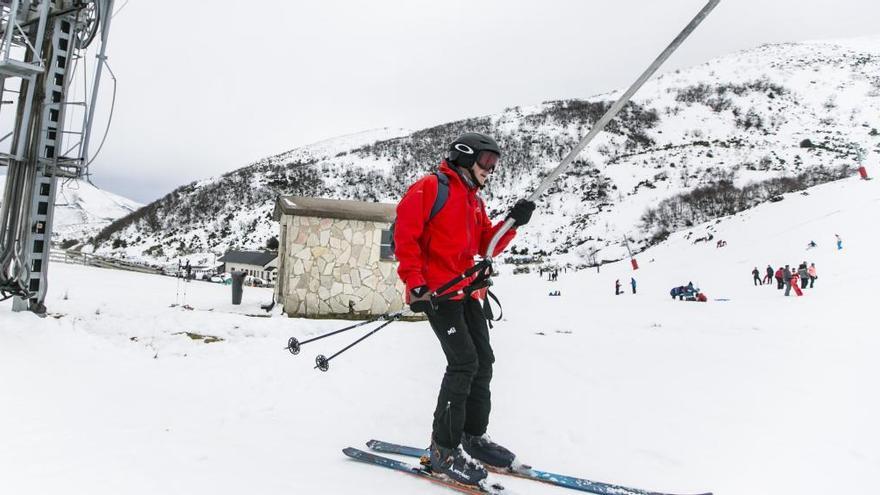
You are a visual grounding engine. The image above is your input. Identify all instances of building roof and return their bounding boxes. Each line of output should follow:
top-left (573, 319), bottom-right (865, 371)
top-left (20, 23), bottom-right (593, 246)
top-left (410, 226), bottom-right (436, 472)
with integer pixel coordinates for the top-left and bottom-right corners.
top-left (217, 250), bottom-right (277, 267)
top-left (273, 196), bottom-right (396, 223)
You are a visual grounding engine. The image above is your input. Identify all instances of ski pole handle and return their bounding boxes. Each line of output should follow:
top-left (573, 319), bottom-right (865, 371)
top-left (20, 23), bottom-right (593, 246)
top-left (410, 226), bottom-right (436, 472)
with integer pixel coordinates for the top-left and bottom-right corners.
top-left (431, 259), bottom-right (492, 299)
top-left (484, 0), bottom-right (721, 259)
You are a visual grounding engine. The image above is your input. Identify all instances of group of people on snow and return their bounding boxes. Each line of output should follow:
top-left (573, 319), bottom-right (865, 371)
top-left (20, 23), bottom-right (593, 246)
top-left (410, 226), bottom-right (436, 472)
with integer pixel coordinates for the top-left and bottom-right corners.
top-left (806, 233), bottom-right (844, 251)
top-left (670, 281), bottom-right (707, 302)
top-left (753, 262), bottom-right (818, 296)
top-left (614, 277), bottom-right (636, 295)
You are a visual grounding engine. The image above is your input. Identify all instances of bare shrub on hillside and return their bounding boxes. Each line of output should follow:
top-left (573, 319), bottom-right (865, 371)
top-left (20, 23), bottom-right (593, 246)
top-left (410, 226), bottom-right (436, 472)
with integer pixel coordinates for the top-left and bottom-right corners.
top-left (639, 164), bottom-right (853, 241)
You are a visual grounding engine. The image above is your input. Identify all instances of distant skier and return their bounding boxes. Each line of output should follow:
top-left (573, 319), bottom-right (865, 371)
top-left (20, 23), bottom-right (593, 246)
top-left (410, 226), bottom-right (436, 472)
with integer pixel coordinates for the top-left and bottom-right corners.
top-left (808, 263), bottom-right (818, 288)
top-left (807, 240), bottom-right (817, 250)
top-left (783, 264), bottom-right (792, 296)
top-left (790, 270), bottom-right (803, 296)
top-left (752, 267), bottom-right (762, 286)
top-left (763, 265), bottom-right (773, 285)
top-left (394, 132), bottom-right (534, 487)
top-left (835, 234), bottom-right (843, 250)
top-left (631, 277), bottom-right (637, 294)
top-left (615, 279), bottom-right (622, 295)
top-left (775, 267), bottom-right (784, 290)
top-left (798, 262), bottom-right (809, 289)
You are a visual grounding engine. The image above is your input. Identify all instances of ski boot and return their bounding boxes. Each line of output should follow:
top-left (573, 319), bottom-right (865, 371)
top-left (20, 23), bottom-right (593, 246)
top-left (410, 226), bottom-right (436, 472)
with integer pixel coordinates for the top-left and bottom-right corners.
top-left (461, 432), bottom-right (517, 469)
top-left (427, 439), bottom-right (488, 486)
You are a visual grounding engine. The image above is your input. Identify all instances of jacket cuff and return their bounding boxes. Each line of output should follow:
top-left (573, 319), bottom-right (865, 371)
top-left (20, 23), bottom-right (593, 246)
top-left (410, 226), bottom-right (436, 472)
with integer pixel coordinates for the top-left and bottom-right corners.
top-left (405, 275), bottom-right (427, 293)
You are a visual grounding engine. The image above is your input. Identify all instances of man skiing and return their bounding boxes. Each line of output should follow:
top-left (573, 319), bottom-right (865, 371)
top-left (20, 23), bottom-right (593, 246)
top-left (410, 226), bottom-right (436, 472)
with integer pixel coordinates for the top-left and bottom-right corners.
top-left (798, 262), bottom-right (809, 289)
top-left (393, 132), bottom-right (535, 487)
top-left (751, 267), bottom-right (762, 286)
top-left (783, 264), bottom-right (792, 296)
top-left (763, 265), bottom-right (773, 285)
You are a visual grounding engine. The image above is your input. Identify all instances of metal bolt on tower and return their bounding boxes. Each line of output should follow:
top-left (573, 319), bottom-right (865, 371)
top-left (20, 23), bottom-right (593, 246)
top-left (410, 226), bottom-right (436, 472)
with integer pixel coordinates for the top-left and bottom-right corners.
top-left (0, 0), bottom-right (115, 314)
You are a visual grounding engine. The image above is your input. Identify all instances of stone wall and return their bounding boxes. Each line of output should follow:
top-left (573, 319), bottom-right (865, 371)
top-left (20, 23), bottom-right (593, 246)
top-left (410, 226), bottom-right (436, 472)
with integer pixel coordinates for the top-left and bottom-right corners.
top-left (280, 215), bottom-right (405, 317)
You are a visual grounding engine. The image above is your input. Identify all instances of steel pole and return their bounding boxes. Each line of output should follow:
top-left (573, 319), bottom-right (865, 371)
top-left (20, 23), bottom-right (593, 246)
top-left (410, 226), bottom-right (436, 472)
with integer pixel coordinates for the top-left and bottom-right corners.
top-left (485, 0), bottom-right (721, 259)
top-left (80, 0), bottom-right (114, 166)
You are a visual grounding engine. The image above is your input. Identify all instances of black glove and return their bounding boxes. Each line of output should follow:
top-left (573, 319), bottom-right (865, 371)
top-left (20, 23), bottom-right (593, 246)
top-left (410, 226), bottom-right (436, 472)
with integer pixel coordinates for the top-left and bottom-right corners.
top-left (507, 199), bottom-right (536, 227)
top-left (409, 285), bottom-right (435, 315)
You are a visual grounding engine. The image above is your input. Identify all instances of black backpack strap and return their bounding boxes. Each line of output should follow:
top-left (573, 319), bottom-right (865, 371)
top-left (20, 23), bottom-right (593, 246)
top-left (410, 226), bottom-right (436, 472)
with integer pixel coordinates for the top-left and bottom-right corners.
top-left (429, 171), bottom-right (449, 221)
top-left (482, 289), bottom-right (502, 329)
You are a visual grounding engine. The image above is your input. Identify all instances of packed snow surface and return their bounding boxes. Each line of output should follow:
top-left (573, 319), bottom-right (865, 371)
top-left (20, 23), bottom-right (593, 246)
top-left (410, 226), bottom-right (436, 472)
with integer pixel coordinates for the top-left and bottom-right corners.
top-left (1, 176), bottom-right (877, 494)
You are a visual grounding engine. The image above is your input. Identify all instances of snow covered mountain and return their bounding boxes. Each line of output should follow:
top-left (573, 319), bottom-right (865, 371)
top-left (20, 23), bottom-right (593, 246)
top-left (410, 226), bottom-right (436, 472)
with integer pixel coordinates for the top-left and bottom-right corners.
top-left (88, 36), bottom-right (880, 265)
top-left (0, 175), bottom-right (142, 246)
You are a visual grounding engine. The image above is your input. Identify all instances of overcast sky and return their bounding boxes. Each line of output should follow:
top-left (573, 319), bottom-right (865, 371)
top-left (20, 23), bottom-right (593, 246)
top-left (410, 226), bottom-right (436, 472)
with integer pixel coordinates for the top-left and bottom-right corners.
top-left (77, 0), bottom-right (880, 203)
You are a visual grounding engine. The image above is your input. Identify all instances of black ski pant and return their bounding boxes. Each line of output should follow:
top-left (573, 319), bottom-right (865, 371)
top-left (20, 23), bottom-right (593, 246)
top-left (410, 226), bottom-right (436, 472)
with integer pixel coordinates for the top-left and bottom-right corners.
top-left (427, 297), bottom-right (494, 449)
top-left (801, 277), bottom-right (808, 289)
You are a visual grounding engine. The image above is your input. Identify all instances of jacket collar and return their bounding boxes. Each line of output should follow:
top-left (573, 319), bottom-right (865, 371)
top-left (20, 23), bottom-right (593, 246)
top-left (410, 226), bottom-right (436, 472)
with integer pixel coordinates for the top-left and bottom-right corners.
top-left (440, 160), bottom-right (477, 191)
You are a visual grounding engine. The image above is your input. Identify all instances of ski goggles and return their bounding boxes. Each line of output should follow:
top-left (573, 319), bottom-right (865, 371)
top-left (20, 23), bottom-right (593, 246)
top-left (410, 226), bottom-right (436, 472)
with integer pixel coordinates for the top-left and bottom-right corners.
top-left (475, 151), bottom-right (500, 172)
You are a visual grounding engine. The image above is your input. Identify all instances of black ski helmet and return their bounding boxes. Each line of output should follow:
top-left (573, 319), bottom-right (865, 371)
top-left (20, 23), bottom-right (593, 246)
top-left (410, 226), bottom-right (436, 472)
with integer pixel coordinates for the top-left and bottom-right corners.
top-left (447, 132), bottom-right (501, 168)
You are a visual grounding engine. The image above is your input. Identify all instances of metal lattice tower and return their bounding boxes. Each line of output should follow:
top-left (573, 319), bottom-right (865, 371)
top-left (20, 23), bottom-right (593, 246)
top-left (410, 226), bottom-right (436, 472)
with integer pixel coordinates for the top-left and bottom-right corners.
top-left (0, 0), bottom-right (115, 314)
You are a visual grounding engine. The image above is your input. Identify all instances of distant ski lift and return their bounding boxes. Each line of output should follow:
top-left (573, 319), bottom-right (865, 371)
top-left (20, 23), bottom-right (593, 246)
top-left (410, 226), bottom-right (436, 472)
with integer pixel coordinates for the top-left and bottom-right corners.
top-left (74, 0), bottom-right (100, 49)
top-left (623, 236), bottom-right (638, 271)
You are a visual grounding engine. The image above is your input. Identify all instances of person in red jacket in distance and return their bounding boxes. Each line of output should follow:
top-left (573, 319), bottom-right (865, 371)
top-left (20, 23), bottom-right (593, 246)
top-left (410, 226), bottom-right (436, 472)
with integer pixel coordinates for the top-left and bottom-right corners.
top-left (393, 132), bottom-right (535, 487)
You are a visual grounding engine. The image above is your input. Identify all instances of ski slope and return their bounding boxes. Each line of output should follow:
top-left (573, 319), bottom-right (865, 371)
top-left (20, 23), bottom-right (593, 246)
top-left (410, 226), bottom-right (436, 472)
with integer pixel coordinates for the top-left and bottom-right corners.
top-left (1, 175), bottom-right (877, 495)
top-left (0, 174), bottom-right (142, 242)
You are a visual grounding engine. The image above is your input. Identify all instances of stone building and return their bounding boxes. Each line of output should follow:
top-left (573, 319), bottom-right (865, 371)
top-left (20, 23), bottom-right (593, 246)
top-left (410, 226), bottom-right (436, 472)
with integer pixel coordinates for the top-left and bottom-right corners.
top-left (273, 196), bottom-right (405, 318)
top-left (217, 250), bottom-right (278, 284)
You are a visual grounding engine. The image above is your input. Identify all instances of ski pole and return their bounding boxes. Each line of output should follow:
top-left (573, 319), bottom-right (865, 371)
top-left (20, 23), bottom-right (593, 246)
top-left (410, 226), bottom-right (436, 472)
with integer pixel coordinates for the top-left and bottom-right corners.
top-left (286, 309), bottom-right (406, 355)
top-left (484, 0), bottom-right (721, 260)
top-left (314, 315), bottom-right (402, 372)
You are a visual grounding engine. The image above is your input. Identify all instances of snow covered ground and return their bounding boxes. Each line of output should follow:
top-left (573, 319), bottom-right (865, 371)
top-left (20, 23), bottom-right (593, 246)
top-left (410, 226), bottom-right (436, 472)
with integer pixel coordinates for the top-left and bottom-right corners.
top-left (1, 175), bottom-right (877, 495)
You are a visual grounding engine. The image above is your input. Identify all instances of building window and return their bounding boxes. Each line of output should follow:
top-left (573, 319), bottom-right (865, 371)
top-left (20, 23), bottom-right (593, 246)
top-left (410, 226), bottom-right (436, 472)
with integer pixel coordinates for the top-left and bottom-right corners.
top-left (380, 229), bottom-right (394, 261)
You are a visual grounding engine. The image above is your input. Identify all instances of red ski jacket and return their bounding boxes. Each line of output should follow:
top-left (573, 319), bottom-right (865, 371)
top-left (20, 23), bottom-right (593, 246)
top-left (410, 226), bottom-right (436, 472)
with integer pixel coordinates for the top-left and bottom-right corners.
top-left (394, 161), bottom-right (517, 301)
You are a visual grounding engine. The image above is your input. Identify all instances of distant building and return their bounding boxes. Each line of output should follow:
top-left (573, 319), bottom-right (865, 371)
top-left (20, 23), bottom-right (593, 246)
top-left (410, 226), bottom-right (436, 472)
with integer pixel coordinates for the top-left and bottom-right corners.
top-left (218, 250), bottom-right (278, 284)
top-left (273, 196), bottom-right (404, 318)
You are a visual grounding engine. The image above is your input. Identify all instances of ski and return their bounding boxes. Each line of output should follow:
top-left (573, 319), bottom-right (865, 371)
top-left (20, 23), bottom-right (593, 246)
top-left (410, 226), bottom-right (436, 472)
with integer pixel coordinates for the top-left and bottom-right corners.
top-left (342, 447), bottom-right (507, 495)
top-left (366, 440), bottom-right (712, 495)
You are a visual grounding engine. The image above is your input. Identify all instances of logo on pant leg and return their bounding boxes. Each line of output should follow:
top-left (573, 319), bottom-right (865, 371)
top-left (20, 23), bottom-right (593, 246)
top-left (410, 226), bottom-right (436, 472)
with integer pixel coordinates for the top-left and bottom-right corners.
top-left (447, 326), bottom-right (457, 335)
